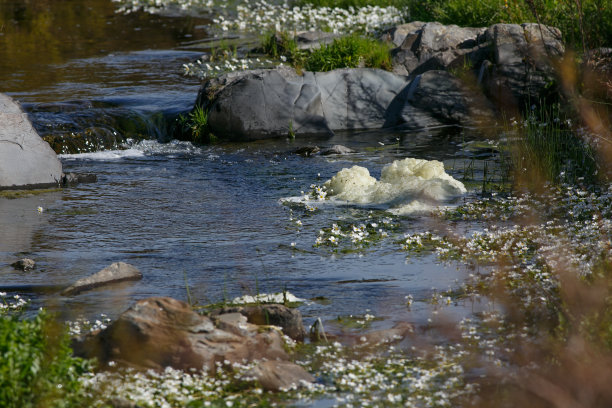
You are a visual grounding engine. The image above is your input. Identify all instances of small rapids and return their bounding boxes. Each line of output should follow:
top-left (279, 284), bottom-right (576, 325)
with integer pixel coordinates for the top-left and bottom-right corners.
top-left (58, 139), bottom-right (202, 160)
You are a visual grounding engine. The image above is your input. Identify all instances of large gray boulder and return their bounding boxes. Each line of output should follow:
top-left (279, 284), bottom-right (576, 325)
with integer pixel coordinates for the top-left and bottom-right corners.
top-left (389, 22), bottom-right (564, 107)
top-left (380, 21), bottom-right (426, 48)
top-left (0, 93), bottom-right (62, 189)
top-left (391, 22), bottom-right (486, 76)
top-left (198, 67), bottom-right (411, 139)
top-left (198, 66), bottom-right (493, 139)
top-left (484, 23), bottom-right (564, 108)
top-left (199, 67), bottom-right (332, 139)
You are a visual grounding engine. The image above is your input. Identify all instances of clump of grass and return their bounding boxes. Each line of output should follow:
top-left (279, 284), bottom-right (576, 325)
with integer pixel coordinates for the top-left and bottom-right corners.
top-left (177, 105), bottom-right (215, 144)
top-left (262, 31), bottom-right (306, 70)
top-left (508, 104), bottom-right (599, 186)
top-left (304, 34), bottom-right (392, 72)
top-left (0, 308), bottom-right (92, 408)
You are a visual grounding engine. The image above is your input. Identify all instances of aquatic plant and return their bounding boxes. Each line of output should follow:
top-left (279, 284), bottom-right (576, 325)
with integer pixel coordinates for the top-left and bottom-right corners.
top-left (313, 218), bottom-right (397, 252)
top-left (211, 1), bottom-right (405, 35)
top-left (0, 292), bottom-right (28, 314)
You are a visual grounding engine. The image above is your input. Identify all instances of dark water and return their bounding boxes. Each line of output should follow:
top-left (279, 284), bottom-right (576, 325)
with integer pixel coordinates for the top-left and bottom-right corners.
top-left (0, 0), bottom-right (496, 329)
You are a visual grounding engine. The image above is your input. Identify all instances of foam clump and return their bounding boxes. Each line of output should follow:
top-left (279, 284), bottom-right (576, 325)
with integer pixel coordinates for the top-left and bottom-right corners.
top-left (323, 158), bottom-right (466, 214)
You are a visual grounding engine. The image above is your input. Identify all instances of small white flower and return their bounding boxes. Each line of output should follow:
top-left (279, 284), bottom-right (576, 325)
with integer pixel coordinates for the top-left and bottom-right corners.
top-left (37, 206), bottom-right (43, 214)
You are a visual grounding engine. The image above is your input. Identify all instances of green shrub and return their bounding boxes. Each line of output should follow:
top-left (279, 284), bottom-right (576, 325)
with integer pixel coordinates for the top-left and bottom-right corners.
top-left (0, 310), bottom-right (91, 408)
top-left (304, 35), bottom-right (392, 72)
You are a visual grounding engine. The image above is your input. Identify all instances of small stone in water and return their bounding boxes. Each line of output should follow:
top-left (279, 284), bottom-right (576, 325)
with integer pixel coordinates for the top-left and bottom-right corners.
top-left (11, 258), bottom-right (36, 271)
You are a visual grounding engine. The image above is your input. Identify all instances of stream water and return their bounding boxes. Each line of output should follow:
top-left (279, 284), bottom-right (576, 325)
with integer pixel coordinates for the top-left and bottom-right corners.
top-left (0, 0), bottom-right (498, 330)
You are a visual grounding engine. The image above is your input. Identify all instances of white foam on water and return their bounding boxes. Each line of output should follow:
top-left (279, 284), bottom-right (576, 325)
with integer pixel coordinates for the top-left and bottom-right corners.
top-left (282, 158), bottom-right (466, 215)
top-left (324, 158), bottom-right (466, 215)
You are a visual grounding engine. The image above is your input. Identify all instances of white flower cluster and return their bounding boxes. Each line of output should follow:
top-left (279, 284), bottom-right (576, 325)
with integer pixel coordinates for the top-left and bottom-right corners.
top-left (314, 218), bottom-right (394, 249)
top-left (183, 56), bottom-right (277, 79)
top-left (113, 0), bottom-right (405, 35)
top-left (67, 314), bottom-right (113, 336)
top-left (302, 342), bottom-right (475, 407)
top-left (0, 293), bottom-right (28, 313)
top-left (213, 1), bottom-right (405, 35)
top-left (82, 362), bottom-right (264, 407)
top-left (430, 182), bottom-right (612, 311)
top-left (112, 0), bottom-right (214, 14)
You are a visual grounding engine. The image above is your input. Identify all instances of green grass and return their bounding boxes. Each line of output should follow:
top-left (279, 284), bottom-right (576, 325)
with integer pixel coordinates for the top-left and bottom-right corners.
top-left (304, 34), bottom-right (392, 72)
top-left (262, 31), bottom-right (393, 72)
top-left (509, 104), bottom-right (599, 186)
top-left (261, 31), bottom-right (306, 70)
top-left (0, 310), bottom-right (92, 408)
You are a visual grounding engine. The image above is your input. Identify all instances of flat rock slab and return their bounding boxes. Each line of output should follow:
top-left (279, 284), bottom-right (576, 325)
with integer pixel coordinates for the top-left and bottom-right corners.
top-left (0, 93), bottom-right (62, 189)
top-left (73, 297), bottom-right (289, 372)
top-left (61, 262), bottom-right (142, 296)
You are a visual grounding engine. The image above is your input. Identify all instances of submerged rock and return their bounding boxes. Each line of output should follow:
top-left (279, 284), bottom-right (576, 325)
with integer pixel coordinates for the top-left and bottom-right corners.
top-left (359, 322), bottom-right (414, 346)
top-left (320, 144), bottom-right (355, 155)
top-left (61, 262), bottom-right (142, 296)
top-left (294, 146), bottom-right (320, 157)
top-left (11, 258), bottom-right (36, 271)
top-left (61, 172), bottom-right (98, 187)
top-left (0, 93), bottom-right (63, 189)
top-left (72, 297), bottom-right (289, 372)
top-left (244, 360), bottom-right (314, 392)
